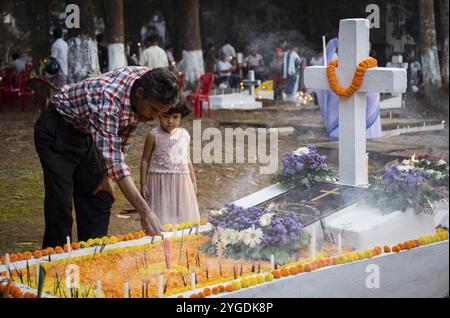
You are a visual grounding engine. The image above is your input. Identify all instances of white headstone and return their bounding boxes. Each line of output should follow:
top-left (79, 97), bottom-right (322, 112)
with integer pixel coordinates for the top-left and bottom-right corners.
top-left (304, 19), bottom-right (407, 186)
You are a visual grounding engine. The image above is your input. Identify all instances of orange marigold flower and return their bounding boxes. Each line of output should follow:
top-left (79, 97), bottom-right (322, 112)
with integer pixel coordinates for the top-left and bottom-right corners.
top-left (189, 293), bottom-right (198, 298)
top-left (203, 288), bottom-right (212, 296)
top-left (22, 252), bottom-right (32, 260)
top-left (41, 249), bottom-right (49, 256)
top-left (55, 246), bottom-right (64, 254)
top-left (9, 254), bottom-right (18, 262)
top-left (33, 250), bottom-right (43, 259)
top-left (280, 268), bottom-right (290, 277)
top-left (272, 270), bottom-right (281, 279)
top-left (383, 246), bottom-right (391, 253)
top-left (289, 267), bottom-right (299, 275)
top-left (198, 291), bottom-right (206, 298)
top-left (218, 285), bottom-right (225, 293)
top-left (296, 264), bottom-right (305, 273)
top-left (177, 295), bottom-right (184, 298)
top-left (212, 287), bottom-right (220, 295)
top-left (46, 247), bottom-right (55, 255)
top-left (304, 264), bottom-right (312, 272)
top-left (71, 243), bottom-right (80, 250)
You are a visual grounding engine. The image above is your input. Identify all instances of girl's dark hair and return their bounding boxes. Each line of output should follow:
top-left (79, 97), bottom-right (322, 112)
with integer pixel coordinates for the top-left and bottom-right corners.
top-left (164, 97), bottom-right (192, 118)
top-left (134, 68), bottom-right (179, 106)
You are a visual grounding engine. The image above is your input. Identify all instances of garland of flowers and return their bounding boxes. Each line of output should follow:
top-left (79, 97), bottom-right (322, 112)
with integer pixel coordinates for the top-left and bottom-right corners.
top-left (327, 58), bottom-right (378, 98)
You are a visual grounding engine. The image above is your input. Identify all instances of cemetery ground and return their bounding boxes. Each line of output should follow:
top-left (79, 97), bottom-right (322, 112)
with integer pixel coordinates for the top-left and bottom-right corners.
top-left (0, 101), bottom-right (448, 253)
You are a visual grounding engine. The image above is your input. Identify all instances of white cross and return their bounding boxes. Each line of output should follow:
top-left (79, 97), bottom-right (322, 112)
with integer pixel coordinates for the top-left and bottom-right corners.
top-left (304, 19), bottom-right (407, 187)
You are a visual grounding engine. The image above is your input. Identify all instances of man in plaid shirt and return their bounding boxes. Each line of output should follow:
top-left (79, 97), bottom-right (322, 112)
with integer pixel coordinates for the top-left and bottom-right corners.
top-left (34, 67), bottom-right (179, 248)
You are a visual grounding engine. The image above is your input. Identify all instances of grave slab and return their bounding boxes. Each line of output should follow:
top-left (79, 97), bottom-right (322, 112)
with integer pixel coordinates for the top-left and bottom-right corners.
top-left (209, 93), bottom-right (263, 110)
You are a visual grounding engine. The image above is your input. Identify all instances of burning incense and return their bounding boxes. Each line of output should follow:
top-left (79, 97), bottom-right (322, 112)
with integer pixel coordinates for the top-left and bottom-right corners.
top-left (338, 233), bottom-right (343, 254)
top-left (96, 280), bottom-right (102, 298)
top-left (158, 274), bottom-right (164, 298)
top-left (191, 272), bottom-right (196, 290)
top-left (5, 253), bottom-right (10, 279)
top-left (163, 238), bottom-right (172, 269)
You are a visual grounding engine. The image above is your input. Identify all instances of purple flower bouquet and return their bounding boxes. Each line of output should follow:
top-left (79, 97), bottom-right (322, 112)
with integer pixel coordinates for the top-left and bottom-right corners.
top-left (200, 205), bottom-right (310, 263)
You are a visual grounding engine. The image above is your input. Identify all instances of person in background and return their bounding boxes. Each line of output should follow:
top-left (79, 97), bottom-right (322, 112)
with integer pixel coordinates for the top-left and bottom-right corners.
top-left (216, 52), bottom-right (239, 88)
top-left (50, 28), bottom-right (68, 87)
top-left (244, 48), bottom-right (265, 79)
top-left (166, 45), bottom-right (176, 70)
top-left (139, 34), bottom-right (169, 70)
top-left (406, 50), bottom-right (422, 93)
top-left (204, 43), bottom-right (217, 73)
top-left (283, 45), bottom-right (301, 103)
top-left (270, 47), bottom-right (285, 101)
top-left (10, 53), bottom-right (25, 84)
top-left (97, 33), bottom-right (109, 73)
top-left (140, 99), bottom-right (200, 225)
top-left (220, 40), bottom-right (236, 62)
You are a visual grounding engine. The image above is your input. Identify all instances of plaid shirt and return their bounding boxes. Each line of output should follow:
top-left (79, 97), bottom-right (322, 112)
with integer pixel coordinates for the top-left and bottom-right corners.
top-left (52, 66), bottom-right (150, 181)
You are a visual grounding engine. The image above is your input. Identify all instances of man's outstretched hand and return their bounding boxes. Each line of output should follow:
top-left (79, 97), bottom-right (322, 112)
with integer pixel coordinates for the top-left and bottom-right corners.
top-left (140, 209), bottom-right (163, 237)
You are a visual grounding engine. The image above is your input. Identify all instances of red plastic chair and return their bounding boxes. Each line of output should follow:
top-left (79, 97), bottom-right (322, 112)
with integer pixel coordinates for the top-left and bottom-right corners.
top-left (178, 72), bottom-right (185, 93)
top-left (14, 64), bottom-right (35, 111)
top-left (0, 67), bottom-right (16, 112)
top-left (192, 73), bottom-right (215, 118)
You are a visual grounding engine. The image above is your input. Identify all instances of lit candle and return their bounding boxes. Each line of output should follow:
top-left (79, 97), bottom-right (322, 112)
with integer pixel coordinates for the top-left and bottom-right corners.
top-left (310, 227), bottom-right (316, 260)
top-left (158, 274), bottom-right (164, 298)
top-left (337, 233), bottom-right (343, 254)
top-left (270, 255), bottom-right (275, 271)
top-left (5, 253), bottom-right (10, 279)
top-left (96, 280), bottom-right (102, 298)
top-left (66, 236), bottom-right (72, 257)
top-left (322, 36), bottom-right (328, 66)
top-left (124, 282), bottom-right (130, 298)
top-left (191, 272), bottom-right (196, 290)
top-left (365, 153), bottom-right (369, 181)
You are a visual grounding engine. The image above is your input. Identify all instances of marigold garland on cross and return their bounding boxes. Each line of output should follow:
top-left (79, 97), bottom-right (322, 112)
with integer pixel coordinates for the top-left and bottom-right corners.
top-left (326, 58), bottom-right (378, 98)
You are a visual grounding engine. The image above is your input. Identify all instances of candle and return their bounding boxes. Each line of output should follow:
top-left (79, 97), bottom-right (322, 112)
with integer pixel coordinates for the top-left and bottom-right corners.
top-left (158, 275), bottom-right (164, 298)
top-left (96, 280), bottom-right (102, 298)
top-left (310, 227), bottom-right (316, 260)
top-left (5, 253), bottom-right (10, 279)
top-left (322, 36), bottom-right (328, 66)
top-left (191, 272), bottom-right (196, 290)
top-left (164, 239), bottom-right (171, 269)
top-left (270, 255), bottom-right (275, 271)
top-left (365, 153), bottom-right (369, 181)
top-left (124, 282), bottom-right (130, 298)
top-left (66, 236), bottom-right (72, 257)
top-left (337, 233), bottom-right (343, 254)
top-left (35, 260), bottom-right (40, 287)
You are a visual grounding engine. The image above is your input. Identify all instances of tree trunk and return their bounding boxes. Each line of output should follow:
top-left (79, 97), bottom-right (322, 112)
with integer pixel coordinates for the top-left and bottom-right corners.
top-left (439, 0), bottom-right (449, 87)
top-left (418, 0), bottom-right (442, 95)
top-left (104, 0), bottom-right (127, 71)
top-left (67, 0), bottom-right (100, 83)
top-left (179, 0), bottom-right (204, 87)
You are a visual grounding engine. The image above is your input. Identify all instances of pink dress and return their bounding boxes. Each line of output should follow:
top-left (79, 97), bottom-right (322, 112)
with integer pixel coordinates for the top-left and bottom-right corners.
top-left (147, 127), bottom-right (200, 225)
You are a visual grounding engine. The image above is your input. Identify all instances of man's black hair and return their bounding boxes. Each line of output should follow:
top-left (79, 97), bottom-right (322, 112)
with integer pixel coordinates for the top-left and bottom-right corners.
top-left (134, 67), bottom-right (179, 106)
top-left (53, 28), bottom-right (63, 39)
top-left (96, 33), bottom-right (104, 43)
top-left (164, 97), bottom-right (191, 118)
top-left (146, 34), bottom-right (160, 46)
top-left (11, 53), bottom-right (20, 60)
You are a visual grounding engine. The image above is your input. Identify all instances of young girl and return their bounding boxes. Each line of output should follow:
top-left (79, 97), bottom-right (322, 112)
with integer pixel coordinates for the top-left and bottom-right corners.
top-left (140, 100), bottom-right (200, 225)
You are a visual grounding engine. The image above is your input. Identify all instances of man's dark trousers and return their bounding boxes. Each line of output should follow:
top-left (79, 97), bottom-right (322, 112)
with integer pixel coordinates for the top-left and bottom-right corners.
top-left (34, 104), bottom-right (113, 248)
